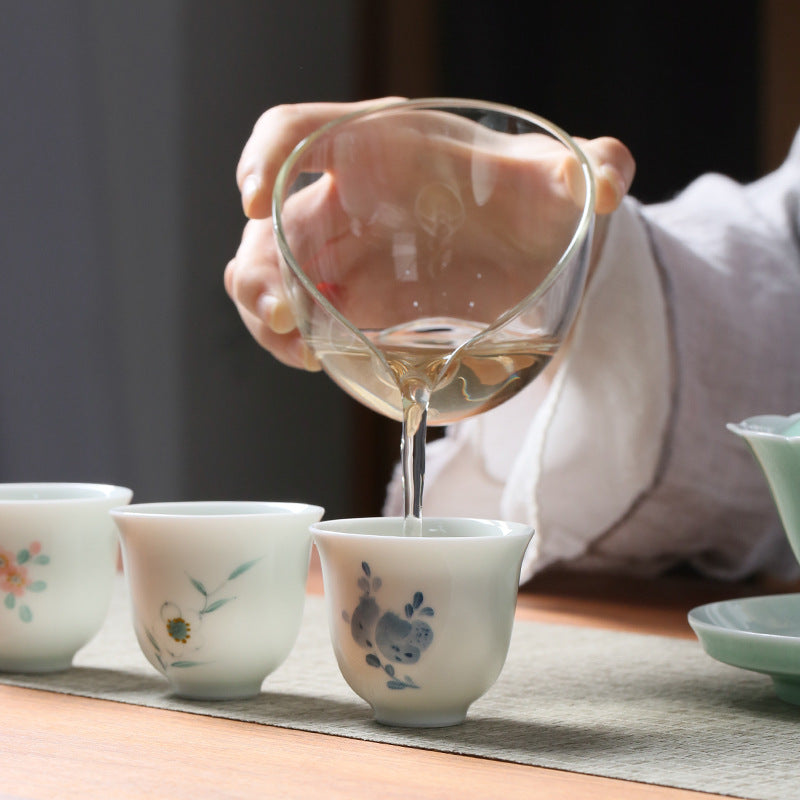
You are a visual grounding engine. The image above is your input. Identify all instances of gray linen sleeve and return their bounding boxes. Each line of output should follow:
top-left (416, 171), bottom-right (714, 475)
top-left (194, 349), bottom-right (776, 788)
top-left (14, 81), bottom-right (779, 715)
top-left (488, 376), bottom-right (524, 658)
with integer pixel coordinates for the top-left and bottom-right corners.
top-left (390, 135), bottom-right (800, 582)
top-left (574, 137), bottom-right (800, 579)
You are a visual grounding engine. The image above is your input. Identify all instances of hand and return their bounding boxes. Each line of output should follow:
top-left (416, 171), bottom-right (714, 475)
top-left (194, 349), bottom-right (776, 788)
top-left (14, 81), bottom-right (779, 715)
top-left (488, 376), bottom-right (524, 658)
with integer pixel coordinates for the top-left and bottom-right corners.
top-left (225, 99), bottom-right (636, 370)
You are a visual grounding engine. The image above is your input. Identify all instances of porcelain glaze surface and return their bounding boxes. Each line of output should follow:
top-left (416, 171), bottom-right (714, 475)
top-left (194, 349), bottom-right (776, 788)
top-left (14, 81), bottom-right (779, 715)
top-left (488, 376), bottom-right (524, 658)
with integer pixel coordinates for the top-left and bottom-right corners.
top-left (0, 483), bottom-right (132, 672)
top-left (113, 501), bottom-right (323, 700)
top-left (313, 517), bottom-right (533, 727)
top-left (727, 412), bottom-right (800, 562)
top-left (689, 593), bottom-right (800, 704)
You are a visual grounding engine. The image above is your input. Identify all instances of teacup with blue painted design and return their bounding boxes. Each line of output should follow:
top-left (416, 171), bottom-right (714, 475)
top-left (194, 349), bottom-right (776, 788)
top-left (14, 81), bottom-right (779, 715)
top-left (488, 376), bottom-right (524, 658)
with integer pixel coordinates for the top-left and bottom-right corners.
top-left (0, 482), bottom-right (133, 672)
top-left (112, 501), bottom-right (324, 700)
top-left (313, 517), bottom-right (533, 727)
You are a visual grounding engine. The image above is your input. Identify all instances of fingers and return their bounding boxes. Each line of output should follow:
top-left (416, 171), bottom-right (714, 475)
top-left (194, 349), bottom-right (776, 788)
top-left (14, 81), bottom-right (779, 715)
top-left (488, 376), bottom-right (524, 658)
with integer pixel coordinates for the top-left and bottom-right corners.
top-left (575, 136), bottom-right (636, 214)
top-left (229, 96), bottom-right (636, 375)
top-left (236, 97), bottom-right (405, 219)
top-left (231, 297), bottom-right (320, 371)
top-left (225, 219), bottom-right (321, 371)
top-left (508, 133), bottom-right (635, 216)
top-left (225, 219), bottom-right (287, 323)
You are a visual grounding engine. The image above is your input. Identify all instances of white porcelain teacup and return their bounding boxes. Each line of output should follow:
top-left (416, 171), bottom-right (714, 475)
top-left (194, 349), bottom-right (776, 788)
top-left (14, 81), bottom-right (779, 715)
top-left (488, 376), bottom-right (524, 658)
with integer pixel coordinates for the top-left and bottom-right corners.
top-left (0, 482), bottom-right (133, 672)
top-left (312, 516), bottom-right (533, 727)
top-left (112, 501), bottom-right (324, 700)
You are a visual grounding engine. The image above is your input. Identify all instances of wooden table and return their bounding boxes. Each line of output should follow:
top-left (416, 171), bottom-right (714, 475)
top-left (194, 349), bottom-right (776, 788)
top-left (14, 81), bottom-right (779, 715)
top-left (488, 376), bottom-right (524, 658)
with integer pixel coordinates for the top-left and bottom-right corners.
top-left (2, 557), bottom-right (796, 800)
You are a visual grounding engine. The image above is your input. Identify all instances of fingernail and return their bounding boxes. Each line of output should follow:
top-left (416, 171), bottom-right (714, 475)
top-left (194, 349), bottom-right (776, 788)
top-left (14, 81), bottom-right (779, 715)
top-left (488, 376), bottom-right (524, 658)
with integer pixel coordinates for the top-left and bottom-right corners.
top-left (256, 293), bottom-right (295, 334)
top-left (241, 174), bottom-right (261, 216)
top-left (255, 293), bottom-right (277, 326)
top-left (599, 164), bottom-right (627, 206)
top-left (302, 345), bottom-right (322, 372)
top-left (291, 338), bottom-right (321, 372)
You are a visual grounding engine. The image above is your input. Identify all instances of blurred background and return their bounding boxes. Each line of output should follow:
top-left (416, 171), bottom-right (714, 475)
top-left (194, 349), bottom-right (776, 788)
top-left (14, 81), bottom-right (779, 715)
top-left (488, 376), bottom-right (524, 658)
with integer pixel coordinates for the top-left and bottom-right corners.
top-left (1, 0), bottom-right (798, 518)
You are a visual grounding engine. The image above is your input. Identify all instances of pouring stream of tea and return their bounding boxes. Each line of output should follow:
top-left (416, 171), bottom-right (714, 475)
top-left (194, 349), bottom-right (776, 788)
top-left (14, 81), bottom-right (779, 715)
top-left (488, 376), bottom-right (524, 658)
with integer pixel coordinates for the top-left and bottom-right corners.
top-left (274, 101), bottom-right (595, 540)
top-left (400, 380), bottom-right (430, 537)
top-left (360, 320), bottom-right (559, 537)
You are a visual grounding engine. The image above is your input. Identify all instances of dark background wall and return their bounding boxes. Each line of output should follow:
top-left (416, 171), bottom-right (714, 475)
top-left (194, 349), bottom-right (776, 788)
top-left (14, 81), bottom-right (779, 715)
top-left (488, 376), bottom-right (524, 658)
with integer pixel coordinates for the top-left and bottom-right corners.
top-left (0, 1), bottom-right (360, 517)
top-left (439, 2), bottom-right (760, 202)
top-left (1, 1), bottom-right (797, 518)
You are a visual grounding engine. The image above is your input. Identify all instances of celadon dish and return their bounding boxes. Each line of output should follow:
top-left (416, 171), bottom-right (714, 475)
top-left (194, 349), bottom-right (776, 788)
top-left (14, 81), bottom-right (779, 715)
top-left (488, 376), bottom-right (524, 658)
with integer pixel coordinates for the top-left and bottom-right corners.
top-left (689, 593), bottom-right (800, 704)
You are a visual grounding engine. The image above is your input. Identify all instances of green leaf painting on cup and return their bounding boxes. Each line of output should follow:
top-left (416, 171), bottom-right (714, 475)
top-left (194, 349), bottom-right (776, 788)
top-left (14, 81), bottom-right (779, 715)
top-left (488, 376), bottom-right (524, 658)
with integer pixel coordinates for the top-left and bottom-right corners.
top-left (0, 542), bottom-right (49, 623)
top-left (143, 556), bottom-right (263, 673)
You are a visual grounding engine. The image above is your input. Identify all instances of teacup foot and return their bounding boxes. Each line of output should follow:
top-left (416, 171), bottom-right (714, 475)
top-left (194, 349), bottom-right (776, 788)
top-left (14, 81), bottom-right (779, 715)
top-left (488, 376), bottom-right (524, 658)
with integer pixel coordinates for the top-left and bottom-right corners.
top-left (0, 655), bottom-right (74, 673)
top-left (169, 680), bottom-right (263, 701)
top-left (771, 676), bottom-right (800, 705)
top-left (373, 706), bottom-right (469, 728)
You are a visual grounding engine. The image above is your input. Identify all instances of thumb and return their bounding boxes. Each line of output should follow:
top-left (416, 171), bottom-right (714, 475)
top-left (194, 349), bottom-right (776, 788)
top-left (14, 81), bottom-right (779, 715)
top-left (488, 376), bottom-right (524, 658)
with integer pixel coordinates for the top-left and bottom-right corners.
top-left (575, 136), bottom-right (637, 214)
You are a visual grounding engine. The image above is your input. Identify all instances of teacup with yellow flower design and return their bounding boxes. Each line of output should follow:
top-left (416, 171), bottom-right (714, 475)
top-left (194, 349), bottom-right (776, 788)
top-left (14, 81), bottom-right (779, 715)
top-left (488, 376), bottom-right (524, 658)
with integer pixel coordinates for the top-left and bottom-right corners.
top-left (112, 501), bottom-right (323, 700)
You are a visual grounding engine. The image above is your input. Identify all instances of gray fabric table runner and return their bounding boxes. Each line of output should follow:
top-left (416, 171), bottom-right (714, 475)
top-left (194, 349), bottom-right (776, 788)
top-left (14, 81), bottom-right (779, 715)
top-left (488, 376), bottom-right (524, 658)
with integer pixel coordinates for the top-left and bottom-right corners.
top-left (1, 577), bottom-right (797, 800)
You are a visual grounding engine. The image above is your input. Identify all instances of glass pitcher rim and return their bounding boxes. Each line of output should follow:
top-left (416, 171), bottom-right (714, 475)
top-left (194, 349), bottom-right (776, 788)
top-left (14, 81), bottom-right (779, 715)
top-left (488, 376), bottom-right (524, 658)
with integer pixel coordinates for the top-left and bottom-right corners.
top-left (272, 96), bottom-right (597, 354)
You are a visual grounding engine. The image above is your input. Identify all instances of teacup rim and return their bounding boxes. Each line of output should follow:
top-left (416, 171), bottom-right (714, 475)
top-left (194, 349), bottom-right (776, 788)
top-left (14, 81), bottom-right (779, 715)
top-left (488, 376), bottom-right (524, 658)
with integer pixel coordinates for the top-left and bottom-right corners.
top-left (311, 516), bottom-right (533, 542)
top-left (110, 500), bottom-right (325, 519)
top-left (727, 412), bottom-right (800, 440)
top-left (0, 482), bottom-right (132, 504)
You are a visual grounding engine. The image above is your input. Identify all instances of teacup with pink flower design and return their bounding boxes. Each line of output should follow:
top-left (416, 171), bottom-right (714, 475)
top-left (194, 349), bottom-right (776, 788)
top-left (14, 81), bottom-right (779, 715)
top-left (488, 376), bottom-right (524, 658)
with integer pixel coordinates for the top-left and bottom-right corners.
top-left (0, 483), bottom-right (132, 672)
top-left (0, 541), bottom-right (50, 623)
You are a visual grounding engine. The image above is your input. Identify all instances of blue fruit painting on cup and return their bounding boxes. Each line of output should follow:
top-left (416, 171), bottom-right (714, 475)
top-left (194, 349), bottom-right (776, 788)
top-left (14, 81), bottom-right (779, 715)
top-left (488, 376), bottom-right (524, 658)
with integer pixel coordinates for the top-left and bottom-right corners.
top-left (341, 561), bottom-right (434, 689)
